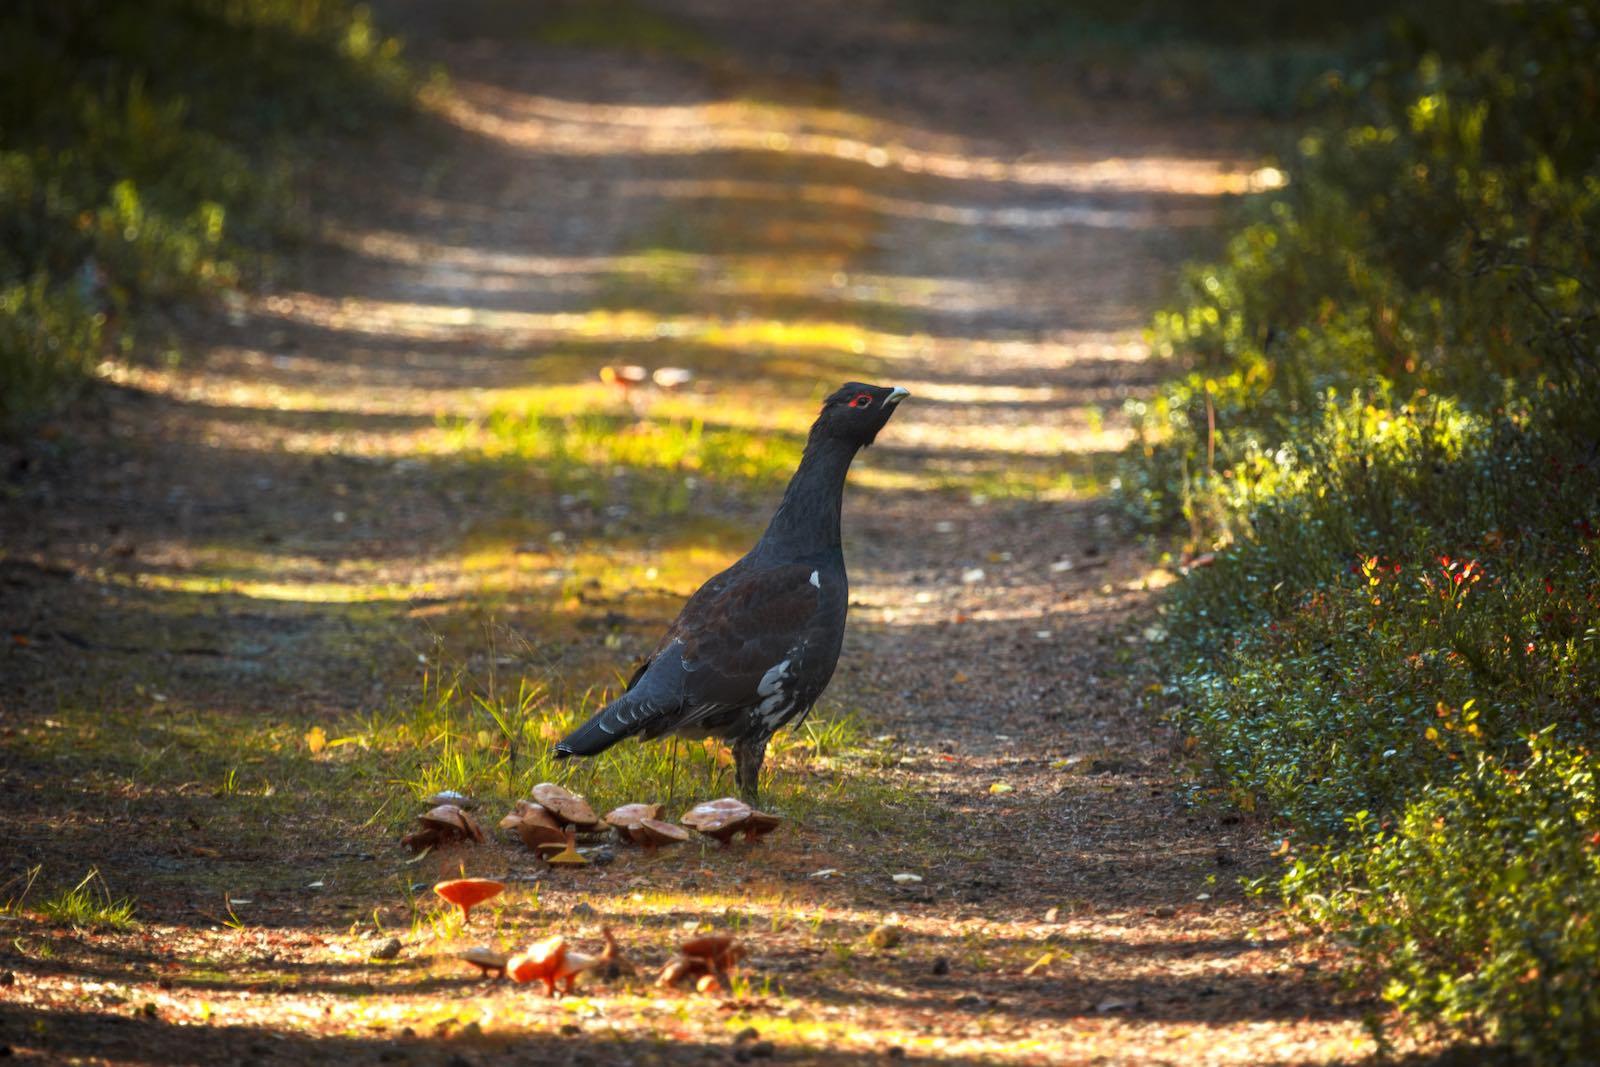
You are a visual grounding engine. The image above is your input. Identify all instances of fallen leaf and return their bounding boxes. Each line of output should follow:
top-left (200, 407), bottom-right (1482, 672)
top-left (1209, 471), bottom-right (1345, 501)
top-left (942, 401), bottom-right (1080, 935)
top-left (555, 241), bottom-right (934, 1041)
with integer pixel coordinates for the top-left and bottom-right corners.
top-left (1023, 952), bottom-right (1053, 976)
top-left (988, 782), bottom-right (1014, 795)
top-left (1095, 997), bottom-right (1130, 1013)
top-left (305, 726), bottom-right (327, 755)
top-left (891, 873), bottom-right (923, 884)
top-left (808, 868), bottom-right (841, 879)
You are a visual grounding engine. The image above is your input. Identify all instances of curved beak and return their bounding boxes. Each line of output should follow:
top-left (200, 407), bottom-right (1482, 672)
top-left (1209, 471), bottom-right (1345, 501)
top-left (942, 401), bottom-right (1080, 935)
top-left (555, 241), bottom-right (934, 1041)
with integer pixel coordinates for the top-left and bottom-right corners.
top-left (885, 386), bottom-right (910, 405)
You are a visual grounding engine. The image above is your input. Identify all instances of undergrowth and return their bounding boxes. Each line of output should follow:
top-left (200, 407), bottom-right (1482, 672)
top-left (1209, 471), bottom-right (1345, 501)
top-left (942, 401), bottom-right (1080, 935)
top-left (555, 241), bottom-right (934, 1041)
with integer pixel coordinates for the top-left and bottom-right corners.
top-left (0, 0), bottom-right (411, 426)
top-left (1124, 1), bottom-right (1600, 1058)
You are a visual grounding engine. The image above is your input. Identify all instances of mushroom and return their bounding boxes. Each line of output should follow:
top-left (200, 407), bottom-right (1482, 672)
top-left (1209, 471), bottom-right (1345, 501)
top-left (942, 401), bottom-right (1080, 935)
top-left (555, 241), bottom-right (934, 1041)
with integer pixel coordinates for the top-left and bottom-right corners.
top-left (423, 789), bottom-right (478, 811)
top-left (458, 945), bottom-right (510, 979)
top-left (506, 935), bottom-right (597, 996)
top-left (605, 804), bottom-right (687, 851)
top-left (537, 826), bottom-right (589, 867)
top-left (603, 802), bottom-right (664, 831)
top-left (597, 926), bottom-right (632, 978)
top-left (499, 801), bottom-right (567, 851)
top-left (741, 810), bottom-right (782, 844)
top-left (681, 934), bottom-right (745, 972)
top-left (680, 797), bottom-right (753, 847)
top-left (657, 934), bottom-right (744, 990)
top-left (599, 364), bottom-right (649, 400)
top-left (401, 803), bottom-right (485, 852)
top-left (531, 783), bottom-right (600, 830)
top-left (433, 878), bottom-right (504, 921)
top-left (651, 366), bottom-right (694, 391)
top-left (631, 818), bottom-right (690, 851)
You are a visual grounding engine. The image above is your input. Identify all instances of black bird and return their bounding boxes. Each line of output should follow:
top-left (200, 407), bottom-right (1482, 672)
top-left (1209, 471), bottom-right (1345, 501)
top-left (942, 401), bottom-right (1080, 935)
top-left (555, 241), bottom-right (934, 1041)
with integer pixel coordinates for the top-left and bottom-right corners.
top-left (554, 382), bottom-right (910, 799)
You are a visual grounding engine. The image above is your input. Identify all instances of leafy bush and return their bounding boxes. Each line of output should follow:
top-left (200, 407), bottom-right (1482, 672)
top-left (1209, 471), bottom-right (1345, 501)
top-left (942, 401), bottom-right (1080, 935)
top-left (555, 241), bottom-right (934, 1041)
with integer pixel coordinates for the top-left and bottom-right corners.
top-left (0, 0), bottom-right (411, 426)
top-left (1126, 0), bottom-right (1600, 1055)
top-left (1285, 737), bottom-right (1600, 1060)
top-left (1126, 0), bottom-right (1600, 538)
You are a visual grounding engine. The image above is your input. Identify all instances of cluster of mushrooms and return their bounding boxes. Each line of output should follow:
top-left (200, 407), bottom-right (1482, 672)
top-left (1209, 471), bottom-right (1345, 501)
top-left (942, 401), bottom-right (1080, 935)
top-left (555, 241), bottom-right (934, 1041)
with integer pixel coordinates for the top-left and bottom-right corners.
top-left (457, 929), bottom-right (629, 996)
top-left (401, 791), bottom-right (485, 852)
top-left (491, 784), bottom-right (780, 862)
top-left (452, 924), bottom-right (744, 997)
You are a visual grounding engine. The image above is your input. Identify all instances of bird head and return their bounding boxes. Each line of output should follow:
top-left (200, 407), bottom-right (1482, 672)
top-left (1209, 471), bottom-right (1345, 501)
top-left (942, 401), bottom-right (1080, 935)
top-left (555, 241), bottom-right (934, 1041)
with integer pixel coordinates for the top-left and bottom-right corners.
top-left (812, 382), bottom-right (910, 448)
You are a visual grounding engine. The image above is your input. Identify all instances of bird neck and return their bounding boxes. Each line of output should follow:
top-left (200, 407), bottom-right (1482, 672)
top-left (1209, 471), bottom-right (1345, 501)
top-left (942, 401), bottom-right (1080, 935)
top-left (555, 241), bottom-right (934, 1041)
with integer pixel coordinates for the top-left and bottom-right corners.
top-left (757, 433), bottom-right (859, 557)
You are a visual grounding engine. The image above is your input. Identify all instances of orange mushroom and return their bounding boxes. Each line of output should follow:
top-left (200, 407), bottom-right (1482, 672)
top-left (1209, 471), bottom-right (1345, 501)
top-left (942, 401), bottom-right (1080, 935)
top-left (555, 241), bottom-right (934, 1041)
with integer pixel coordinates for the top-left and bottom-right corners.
top-left (433, 877), bottom-right (504, 921)
top-left (506, 935), bottom-right (597, 996)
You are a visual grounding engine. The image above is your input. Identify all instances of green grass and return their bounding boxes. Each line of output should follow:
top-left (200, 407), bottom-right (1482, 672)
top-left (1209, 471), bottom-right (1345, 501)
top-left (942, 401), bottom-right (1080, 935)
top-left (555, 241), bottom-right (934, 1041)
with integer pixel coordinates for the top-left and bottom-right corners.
top-left (440, 400), bottom-right (805, 514)
top-left (36, 869), bottom-right (139, 931)
top-left (345, 649), bottom-right (922, 834)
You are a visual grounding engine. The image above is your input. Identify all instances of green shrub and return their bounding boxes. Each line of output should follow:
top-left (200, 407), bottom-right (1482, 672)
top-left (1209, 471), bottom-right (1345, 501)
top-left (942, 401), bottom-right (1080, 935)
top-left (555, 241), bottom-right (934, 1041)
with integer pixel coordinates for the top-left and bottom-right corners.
top-left (1286, 737), bottom-right (1600, 1060)
top-left (1127, 0), bottom-right (1600, 1055)
top-left (0, 0), bottom-right (411, 429)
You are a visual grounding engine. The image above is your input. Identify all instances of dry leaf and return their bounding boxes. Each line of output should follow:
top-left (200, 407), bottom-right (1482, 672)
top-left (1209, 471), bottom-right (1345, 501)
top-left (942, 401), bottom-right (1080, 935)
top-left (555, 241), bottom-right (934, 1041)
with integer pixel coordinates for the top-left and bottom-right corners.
top-left (305, 726), bottom-right (327, 755)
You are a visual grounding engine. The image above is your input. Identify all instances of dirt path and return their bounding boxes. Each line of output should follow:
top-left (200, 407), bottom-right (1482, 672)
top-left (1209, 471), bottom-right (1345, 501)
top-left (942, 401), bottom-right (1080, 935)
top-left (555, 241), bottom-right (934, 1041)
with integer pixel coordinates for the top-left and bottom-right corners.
top-left (2, 1), bottom-right (1379, 1063)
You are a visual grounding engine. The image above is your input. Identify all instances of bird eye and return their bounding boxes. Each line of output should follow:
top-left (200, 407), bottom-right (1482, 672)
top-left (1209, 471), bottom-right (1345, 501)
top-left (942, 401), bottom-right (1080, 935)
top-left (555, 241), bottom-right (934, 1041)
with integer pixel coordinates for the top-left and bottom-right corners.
top-left (849, 393), bottom-right (874, 408)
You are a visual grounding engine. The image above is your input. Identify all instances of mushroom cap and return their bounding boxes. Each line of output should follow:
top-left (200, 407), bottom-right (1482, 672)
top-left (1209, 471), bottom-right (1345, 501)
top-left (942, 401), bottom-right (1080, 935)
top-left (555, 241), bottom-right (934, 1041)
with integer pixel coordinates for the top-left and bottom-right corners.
top-left (419, 804), bottom-right (485, 842)
top-left (424, 789), bottom-right (478, 811)
top-left (681, 797), bottom-right (753, 837)
top-left (500, 802), bottom-right (567, 848)
top-left (680, 934), bottom-right (742, 967)
top-left (630, 818), bottom-right (690, 847)
top-left (507, 935), bottom-right (567, 984)
top-left (459, 945), bottom-right (510, 972)
top-left (531, 783), bottom-right (600, 829)
top-left (603, 802), bottom-right (664, 830)
top-left (433, 878), bottom-right (504, 912)
top-left (743, 810), bottom-right (782, 840)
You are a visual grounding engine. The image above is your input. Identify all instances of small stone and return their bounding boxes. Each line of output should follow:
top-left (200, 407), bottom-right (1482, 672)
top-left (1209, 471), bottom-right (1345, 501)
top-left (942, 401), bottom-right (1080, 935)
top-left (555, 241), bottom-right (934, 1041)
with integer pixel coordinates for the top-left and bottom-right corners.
top-left (1152, 905), bottom-right (1176, 918)
top-left (930, 956), bottom-right (950, 976)
top-left (747, 1041), bottom-right (775, 1059)
top-left (0, 971), bottom-right (13, 987)
top-left (1043, 907), bottom-right (1060, 923)
top-left (887, 1048), bottom-right (906, 1060)
top-left (569, 901), bottom-right (597, 919)
top-left (559, 1024), bottom-right (581, 1036)
top-left (369, 937), bottom-right (402, 961)
top-left (733, 1027), bottom-right (760, 1043)
top-left (953, 993), bottom-right (987, 1009)
top-left (865, 924), bottom-right (902, 950)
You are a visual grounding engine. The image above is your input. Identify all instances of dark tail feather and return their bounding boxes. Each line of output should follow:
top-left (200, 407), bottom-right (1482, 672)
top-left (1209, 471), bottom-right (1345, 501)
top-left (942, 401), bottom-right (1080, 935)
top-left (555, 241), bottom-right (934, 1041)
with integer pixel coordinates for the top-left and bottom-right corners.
top-left (553, 691), bottom-right (664, 759)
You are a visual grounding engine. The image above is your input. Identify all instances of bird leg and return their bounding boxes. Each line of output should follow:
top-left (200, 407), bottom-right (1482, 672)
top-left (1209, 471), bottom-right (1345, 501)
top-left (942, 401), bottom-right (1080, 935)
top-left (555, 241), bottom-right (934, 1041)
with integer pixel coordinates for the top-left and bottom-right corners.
top-left (732, 734), bottom-right (770, 802)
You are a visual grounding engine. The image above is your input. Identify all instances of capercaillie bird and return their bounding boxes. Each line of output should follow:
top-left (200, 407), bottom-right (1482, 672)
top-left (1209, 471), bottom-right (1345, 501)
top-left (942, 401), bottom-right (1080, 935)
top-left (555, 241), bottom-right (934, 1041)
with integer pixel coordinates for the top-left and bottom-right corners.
top-left (554, 382), bottom-right (910, 799)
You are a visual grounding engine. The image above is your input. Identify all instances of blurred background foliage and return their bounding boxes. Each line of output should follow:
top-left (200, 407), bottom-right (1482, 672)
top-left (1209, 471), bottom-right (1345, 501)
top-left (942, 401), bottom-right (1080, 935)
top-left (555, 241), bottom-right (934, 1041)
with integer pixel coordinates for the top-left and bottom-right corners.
top-left (1100, 0), bottom-right (1600, 1057)
top-left (0, 0), bottom-right (410, 424)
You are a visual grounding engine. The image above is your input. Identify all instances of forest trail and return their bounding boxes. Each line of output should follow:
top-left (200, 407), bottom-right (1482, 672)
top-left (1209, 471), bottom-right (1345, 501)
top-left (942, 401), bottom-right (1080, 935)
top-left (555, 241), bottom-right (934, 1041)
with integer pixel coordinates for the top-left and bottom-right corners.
top-left (2, 1), bottom-right (1376, 1062)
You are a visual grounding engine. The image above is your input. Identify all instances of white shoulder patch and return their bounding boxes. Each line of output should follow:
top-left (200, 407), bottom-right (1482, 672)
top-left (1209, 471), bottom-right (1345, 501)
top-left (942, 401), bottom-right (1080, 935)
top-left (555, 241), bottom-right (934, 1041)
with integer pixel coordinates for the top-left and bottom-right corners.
top-left (756, 659), bottom-right (792, 697)
top-left (809, 570), bottom-right (820, 588)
